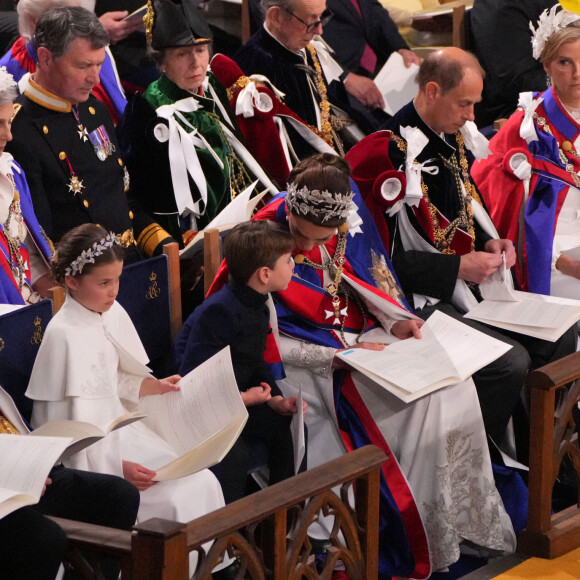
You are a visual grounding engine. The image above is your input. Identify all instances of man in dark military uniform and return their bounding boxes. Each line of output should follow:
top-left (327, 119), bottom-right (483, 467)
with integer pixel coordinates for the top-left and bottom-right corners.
top-left (6, 7), bottom-right (152, 258)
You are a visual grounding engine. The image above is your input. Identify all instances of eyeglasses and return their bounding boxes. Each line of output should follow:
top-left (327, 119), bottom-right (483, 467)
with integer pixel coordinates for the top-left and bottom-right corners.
top-left (284, 8), bottom-right (333, 33)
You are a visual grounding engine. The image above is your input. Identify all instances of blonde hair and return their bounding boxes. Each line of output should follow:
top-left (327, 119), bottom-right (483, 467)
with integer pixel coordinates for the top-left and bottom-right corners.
top-left (541, 21), bottom-right (580, 63)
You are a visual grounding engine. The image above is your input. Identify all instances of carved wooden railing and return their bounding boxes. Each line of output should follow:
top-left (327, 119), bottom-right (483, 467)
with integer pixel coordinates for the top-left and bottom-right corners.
top-left (517, 351), bottom-right (580, 558)
top-left (51, 445), bottom-right (386, 579)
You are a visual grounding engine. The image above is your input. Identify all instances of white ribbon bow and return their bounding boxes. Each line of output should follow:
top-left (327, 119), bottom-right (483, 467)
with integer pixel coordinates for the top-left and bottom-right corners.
top-left (235, 81), bottom-right (274, 118)
top-left (400, 126), bottom-right (437, 207)
top-left (248, 74), bottom-right (285, 100)
top-left (346, 201), bottom-right (363, 236)
top-left (517, 92), bottom-right (543, 144)
top-left (459, 120), bottom-right (492, 159)
top-left (156, 97), bottom-right (224, 217)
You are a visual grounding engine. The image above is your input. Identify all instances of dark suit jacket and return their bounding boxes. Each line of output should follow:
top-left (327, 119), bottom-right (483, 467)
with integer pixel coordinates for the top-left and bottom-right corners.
top-left (322, 0), bottom-right (408, 77)
top-left (177, 278), bottom-right (282, 397)
top-left (471, 0), bottom-right (552, 127)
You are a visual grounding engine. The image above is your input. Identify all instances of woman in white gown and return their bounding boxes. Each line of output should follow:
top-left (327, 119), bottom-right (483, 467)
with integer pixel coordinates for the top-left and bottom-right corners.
top-left (26, 224), bottom-right (226, 551)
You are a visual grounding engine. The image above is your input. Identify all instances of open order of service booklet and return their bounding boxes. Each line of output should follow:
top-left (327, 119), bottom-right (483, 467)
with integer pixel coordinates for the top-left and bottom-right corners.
top-left (0, 386), bottom-right (145, 463)
top-left (335, 310), bottom-right (512, 403)
top-left (0, 434), bottom-right (73, 520)
top-left (139, 346), bottom-right (248, 481)
top-left (465, 253), bottom-right (580, 341)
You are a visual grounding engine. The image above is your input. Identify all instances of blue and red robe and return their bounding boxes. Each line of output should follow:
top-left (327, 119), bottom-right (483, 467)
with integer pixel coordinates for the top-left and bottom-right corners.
top-left (209, 188), bottom-right (430, 579)
top-left (0, 157), bottom-right (53, 305)
top-left (473, 87), bottom-right (579, 295)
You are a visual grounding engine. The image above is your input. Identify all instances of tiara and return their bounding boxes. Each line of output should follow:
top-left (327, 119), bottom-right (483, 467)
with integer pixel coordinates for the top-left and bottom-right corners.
top-left (65, 233), bottom-right (121, 277)
top-left (530, 5), bottom-right (580, 60)
top-left (286, 182), bottom-right (354, 224)
top-left (0, 66), bottom-right (16, 93)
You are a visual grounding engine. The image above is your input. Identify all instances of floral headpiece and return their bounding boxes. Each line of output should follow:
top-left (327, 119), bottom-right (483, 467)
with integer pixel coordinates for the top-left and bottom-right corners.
top-left (530, 4), bottom-right (580, 60)
top-left (65, 232), bottom-right (121, 277)
top-left (0, 66), bottom-right (17, 93)
top-left (286, 182), bottom-right (355, 224)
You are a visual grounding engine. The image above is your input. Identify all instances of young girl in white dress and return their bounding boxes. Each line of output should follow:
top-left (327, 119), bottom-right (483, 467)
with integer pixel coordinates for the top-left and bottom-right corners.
top-left (26, 224), bottom-right (226, 538)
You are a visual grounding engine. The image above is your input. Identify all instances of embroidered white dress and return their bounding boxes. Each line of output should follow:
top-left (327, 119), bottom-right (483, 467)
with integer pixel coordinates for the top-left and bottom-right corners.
top-left (27, 296), bottom-right (226, 528)
top-left (277, 310), bottom-right (516, 572)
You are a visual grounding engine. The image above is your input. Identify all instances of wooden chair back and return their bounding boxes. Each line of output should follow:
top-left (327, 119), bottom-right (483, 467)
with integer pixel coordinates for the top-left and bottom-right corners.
top-left (241, 0), bottom-right (252, 44)
top-left (53, 445), bottom-right (386, 579)
top-left (517, 351), bottom-right (580, 558)
top-left (452, 4), bottom-right (471, 50)
top-left (203, 228), bottom-right (222, 296)
top-left (0, 300), bottom-right (53, 421)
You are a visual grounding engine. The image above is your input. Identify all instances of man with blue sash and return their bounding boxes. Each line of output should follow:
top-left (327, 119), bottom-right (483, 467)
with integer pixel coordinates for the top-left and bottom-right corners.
top-left (209, 153), bottom-right (516, 577)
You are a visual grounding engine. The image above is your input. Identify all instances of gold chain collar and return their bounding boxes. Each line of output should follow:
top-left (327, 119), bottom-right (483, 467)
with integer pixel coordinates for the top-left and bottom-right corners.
top-left (393, 132), bottom-right (476, 254)
top-left (305, 45), bottom-right (345, 156)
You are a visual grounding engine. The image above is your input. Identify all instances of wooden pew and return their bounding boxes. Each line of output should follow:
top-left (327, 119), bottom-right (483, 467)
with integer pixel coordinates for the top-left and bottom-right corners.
top-left (52, 445), bottom-right (386, 579)
top-left (517, 351), bottom-right (580, 558)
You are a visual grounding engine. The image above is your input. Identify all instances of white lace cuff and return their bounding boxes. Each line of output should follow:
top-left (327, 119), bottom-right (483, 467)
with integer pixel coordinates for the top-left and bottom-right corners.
top-left (282, 340), bottom-right (335, 377)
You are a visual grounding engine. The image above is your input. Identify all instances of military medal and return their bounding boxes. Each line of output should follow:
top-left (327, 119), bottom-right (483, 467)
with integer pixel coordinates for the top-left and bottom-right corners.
top-left (68, 175), bottom-right (84, 195)
top-left (89, 125), bottom-right (115, 161)
top-left (61, 154), bottom-right (84, 196)
top-left (72, 106), bottom-right (88, 142)
top-left (325, 296), bottom-right (348, 325)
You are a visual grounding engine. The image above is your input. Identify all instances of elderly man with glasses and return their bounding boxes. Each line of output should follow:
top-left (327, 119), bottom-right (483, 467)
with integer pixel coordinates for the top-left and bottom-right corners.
top-left (234, 0), bottom-right (391, 153)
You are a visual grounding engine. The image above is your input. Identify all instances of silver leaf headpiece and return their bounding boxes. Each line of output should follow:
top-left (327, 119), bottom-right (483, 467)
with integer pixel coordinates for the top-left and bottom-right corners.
top-left (530, 5), bottom-right (580, 60)
top-left (0, 66), bottom-right (17, 94)
top-left (65, 233), bottom-right (121, 277)
top-left (285, 182), bottom-right (355, 224)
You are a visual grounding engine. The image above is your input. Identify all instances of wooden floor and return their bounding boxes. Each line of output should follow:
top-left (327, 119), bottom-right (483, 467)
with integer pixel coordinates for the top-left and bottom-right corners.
top-left (460, 554), bottom-right (529, 580)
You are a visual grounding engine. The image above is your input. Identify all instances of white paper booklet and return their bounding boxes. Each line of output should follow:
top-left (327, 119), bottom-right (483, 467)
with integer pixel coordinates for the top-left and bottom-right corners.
top-left (0, 434), bottom-right (73, 519)
top-left (139, 346), bottom-right (248, 481)
top-left (32, 412), bottom-right (146, 462)
top-left (290, 386), bottom-right (305, 474)
top-left (468, 253), bottom-right (580, 340)
top-left (180, 182), bottom-right (268, 258)
top-left (123, 4), bottom-right (147, 23)
top-left (374, 52), bottom-right (419, 116)
top-left (335, 310), bottom-right (511, 403)
top-left (466, 290), bottom-right (580, 341)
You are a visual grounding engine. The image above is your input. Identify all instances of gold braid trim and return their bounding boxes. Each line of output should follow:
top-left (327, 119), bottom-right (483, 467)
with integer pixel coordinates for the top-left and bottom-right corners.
top-left (144, 0), bottom-right (155, 46)
top-left (226, 76), bottom-right (251, 101)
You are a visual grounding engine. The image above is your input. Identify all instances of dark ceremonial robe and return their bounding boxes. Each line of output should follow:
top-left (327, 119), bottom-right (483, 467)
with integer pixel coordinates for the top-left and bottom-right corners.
top-left (0, 157), bottom-right (53, 305)
top-left (323, 0), bottom-right (408, 78)
top-left (470, 0), bottom-right (552, 128)
top-left (234, 26), bottom-right (385, 137)
top-left (472, 88), bottom-right (580, 295)
top-left (6, 78), bottom-right (137, 251)
top-left (117, 72), bottom-right (272, 255)
top-left (383, 102), bottom-right (492, 306)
